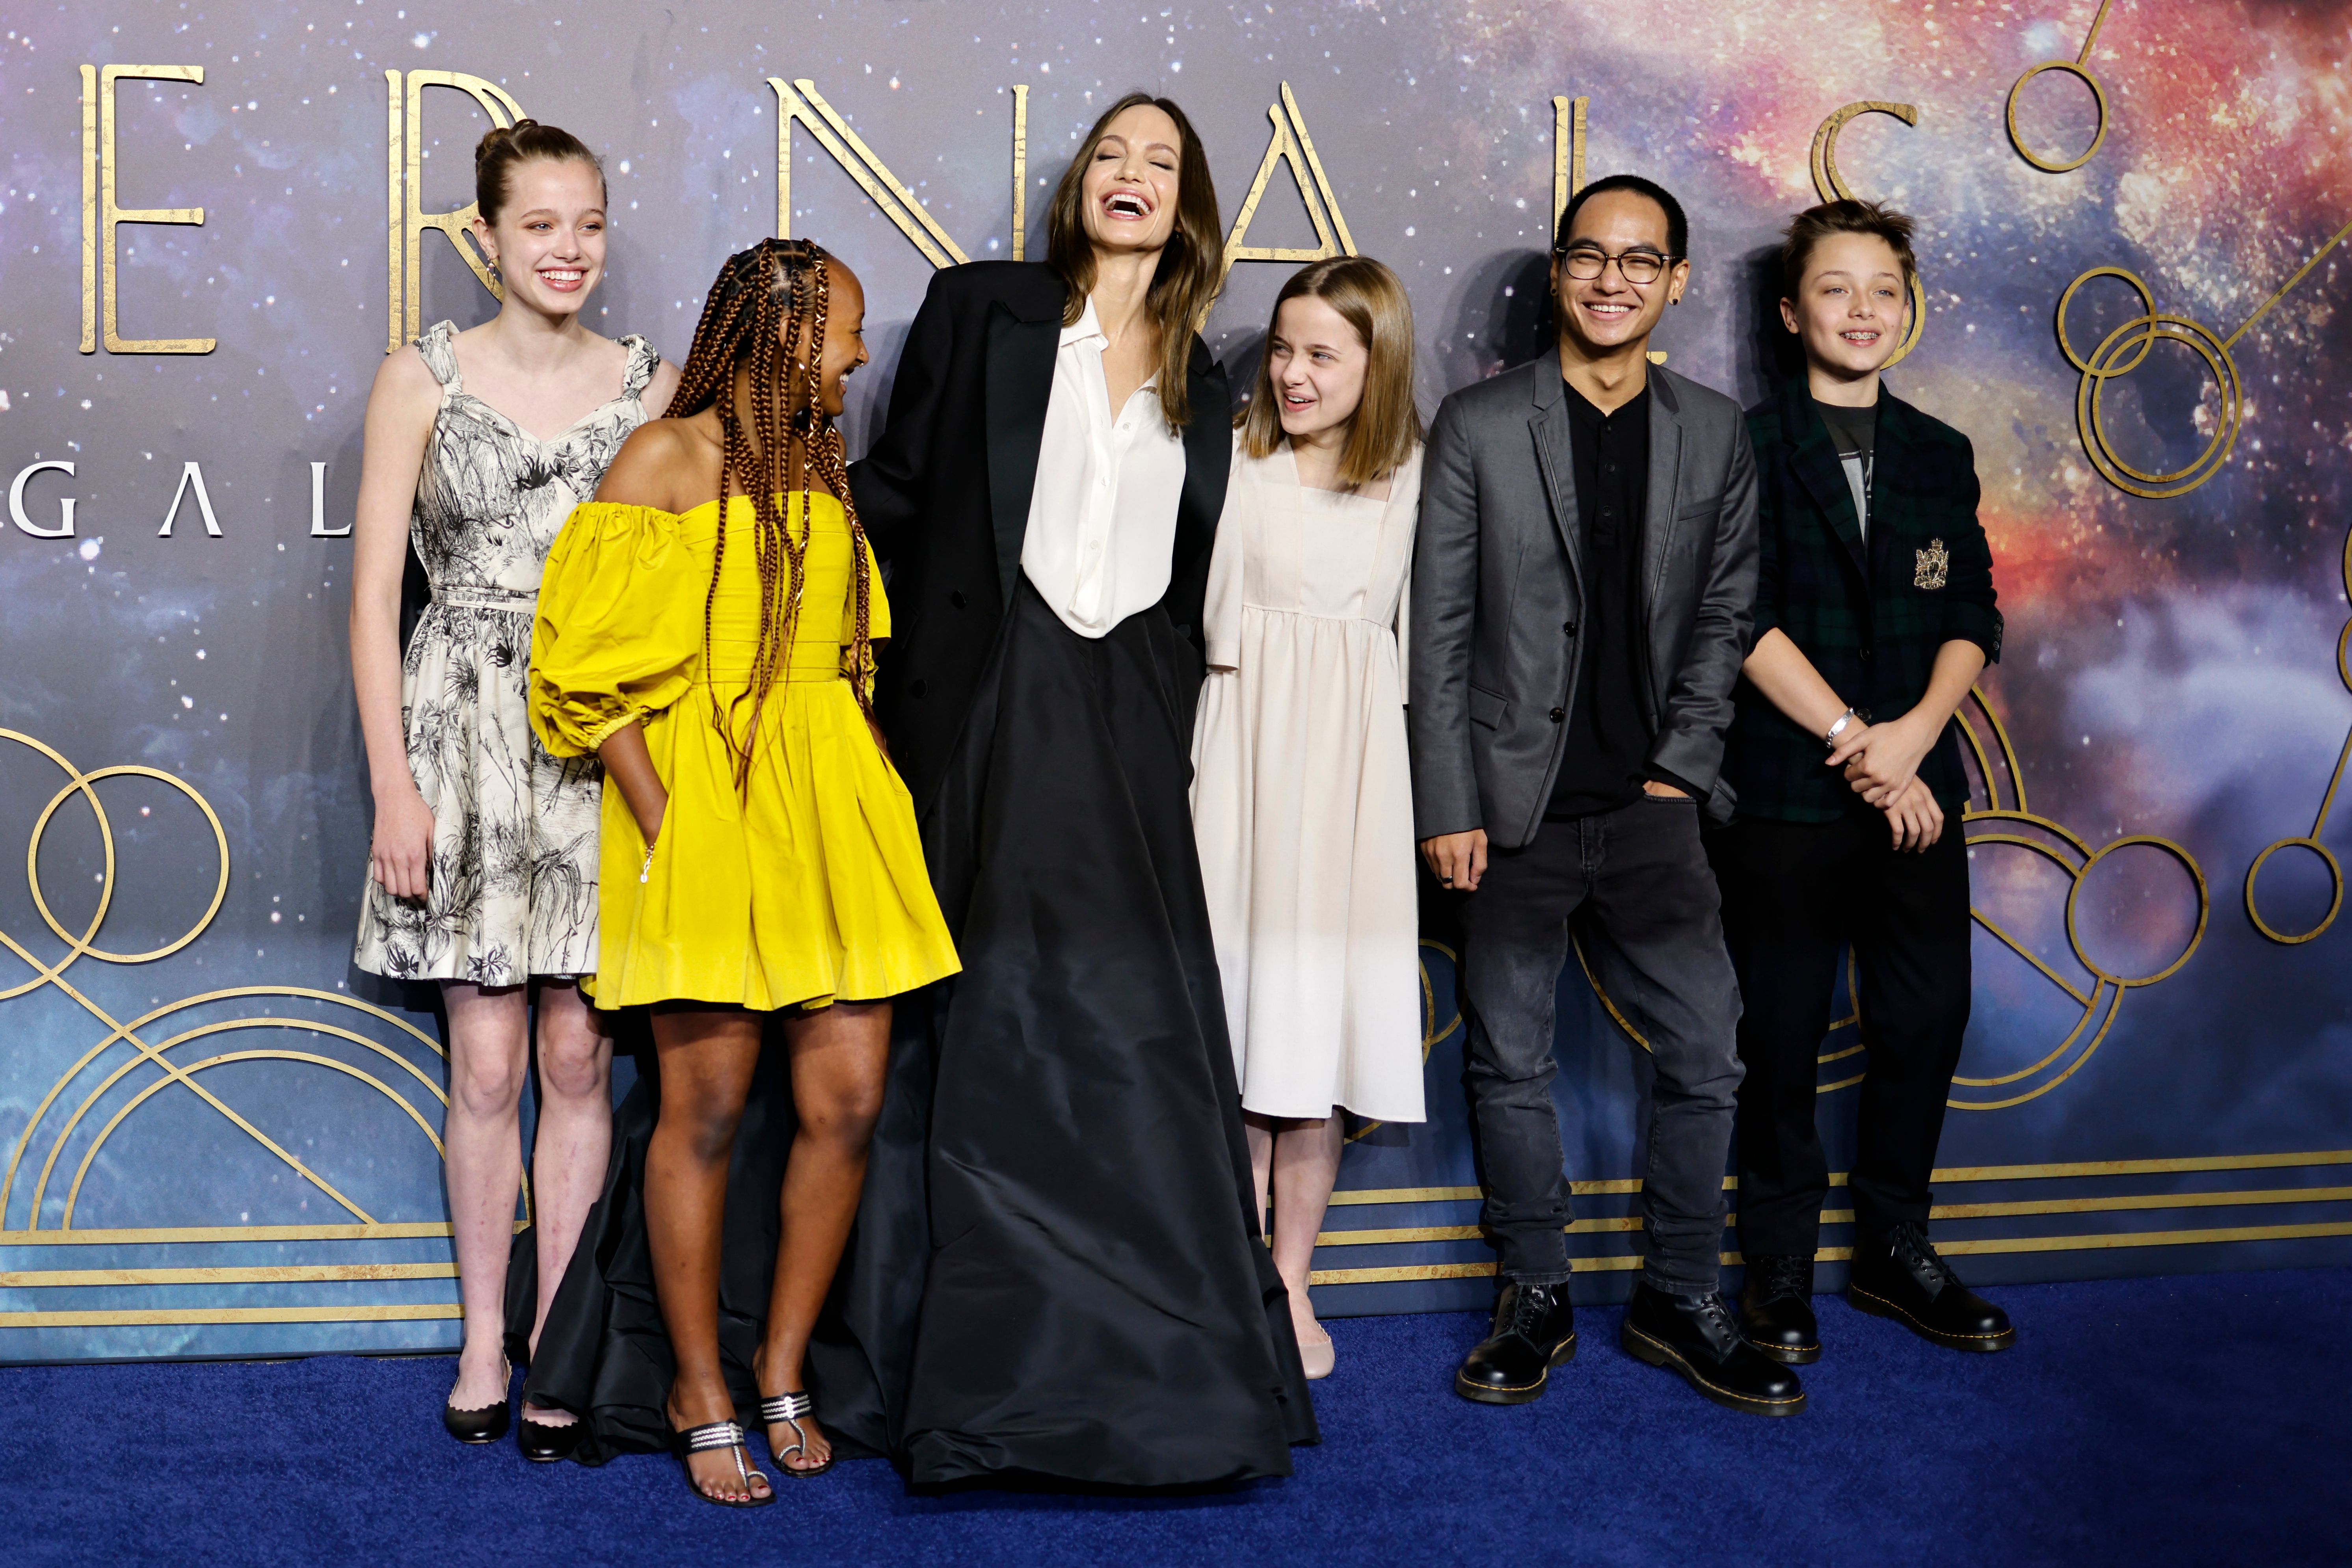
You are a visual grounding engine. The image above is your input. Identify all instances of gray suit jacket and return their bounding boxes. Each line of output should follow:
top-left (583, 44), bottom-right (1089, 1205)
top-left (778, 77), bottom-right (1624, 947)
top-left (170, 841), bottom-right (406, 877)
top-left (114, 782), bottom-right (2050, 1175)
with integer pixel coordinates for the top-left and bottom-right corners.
top-left (1407, 358), bottom-right (1760, 848)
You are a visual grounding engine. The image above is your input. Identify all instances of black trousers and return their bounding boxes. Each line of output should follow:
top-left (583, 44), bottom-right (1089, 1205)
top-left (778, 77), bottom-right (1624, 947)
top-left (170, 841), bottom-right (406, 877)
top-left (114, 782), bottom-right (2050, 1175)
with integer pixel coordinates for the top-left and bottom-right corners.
top-left (1706, 812), bottom-right (1972, 1257)
top-left (1458, 798), bottom-right (1744, 1293)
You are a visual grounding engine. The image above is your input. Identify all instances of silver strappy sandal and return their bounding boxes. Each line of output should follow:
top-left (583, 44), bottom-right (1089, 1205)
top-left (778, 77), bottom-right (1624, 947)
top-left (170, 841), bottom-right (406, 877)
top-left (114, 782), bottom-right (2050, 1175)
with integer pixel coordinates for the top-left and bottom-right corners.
top-left (759, 1391), bottom-right (833, 1479)
top-left (670, 1418), bottom-right (774, 1508)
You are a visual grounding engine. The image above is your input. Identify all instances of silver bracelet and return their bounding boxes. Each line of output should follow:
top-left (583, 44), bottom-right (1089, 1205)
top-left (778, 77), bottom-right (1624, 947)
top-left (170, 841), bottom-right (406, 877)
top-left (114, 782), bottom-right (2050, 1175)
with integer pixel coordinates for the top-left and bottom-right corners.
top-left (1823, 707), bottom-right (1859, 747)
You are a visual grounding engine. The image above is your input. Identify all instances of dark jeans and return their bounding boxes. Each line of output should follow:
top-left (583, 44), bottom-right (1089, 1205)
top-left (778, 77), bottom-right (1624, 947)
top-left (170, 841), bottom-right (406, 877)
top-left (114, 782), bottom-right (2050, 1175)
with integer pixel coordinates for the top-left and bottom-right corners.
top-left (1707, 813), bottom-right (1972, 1257)
top-left (1458, 797), bottom-right (1744, 1294)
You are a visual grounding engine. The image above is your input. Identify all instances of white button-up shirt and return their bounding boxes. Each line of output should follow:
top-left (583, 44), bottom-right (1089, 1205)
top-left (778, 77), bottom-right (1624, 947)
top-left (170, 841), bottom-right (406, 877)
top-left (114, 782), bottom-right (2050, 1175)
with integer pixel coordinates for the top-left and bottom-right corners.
top-left (1020, 296), bottom-right (1187, 638)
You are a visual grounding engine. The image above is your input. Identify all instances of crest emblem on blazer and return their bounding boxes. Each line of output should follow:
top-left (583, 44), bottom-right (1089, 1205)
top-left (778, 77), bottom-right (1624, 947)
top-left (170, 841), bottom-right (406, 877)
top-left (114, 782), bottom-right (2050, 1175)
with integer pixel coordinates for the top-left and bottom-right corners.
top-left (1915, 537), bottom-right (1950, 591)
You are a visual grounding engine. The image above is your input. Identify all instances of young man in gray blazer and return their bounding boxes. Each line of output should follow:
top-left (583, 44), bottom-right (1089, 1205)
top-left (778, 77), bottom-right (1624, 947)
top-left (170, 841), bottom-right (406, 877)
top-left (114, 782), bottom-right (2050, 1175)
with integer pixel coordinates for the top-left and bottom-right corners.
top-left (1410, 175), bottom-right (1802, 1416)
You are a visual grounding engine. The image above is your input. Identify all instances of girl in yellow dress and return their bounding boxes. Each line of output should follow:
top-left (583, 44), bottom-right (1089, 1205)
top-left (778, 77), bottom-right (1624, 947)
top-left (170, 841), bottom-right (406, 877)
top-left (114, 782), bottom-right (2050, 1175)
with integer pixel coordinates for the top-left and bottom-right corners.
top-left (527, 239), bottom-right (957, 1506)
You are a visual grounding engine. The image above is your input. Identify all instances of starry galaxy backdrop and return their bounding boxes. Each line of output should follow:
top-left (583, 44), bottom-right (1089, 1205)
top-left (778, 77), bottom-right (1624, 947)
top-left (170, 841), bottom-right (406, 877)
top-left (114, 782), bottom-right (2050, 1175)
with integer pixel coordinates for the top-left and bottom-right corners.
top-left (1, 2), bottom-right (2346, 1355)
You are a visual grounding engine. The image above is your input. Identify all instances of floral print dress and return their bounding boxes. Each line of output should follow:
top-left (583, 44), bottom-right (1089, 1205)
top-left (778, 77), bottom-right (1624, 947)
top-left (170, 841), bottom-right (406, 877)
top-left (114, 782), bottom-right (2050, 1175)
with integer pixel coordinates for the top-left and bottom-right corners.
top-left (352, 320), bottom-right (657, 984)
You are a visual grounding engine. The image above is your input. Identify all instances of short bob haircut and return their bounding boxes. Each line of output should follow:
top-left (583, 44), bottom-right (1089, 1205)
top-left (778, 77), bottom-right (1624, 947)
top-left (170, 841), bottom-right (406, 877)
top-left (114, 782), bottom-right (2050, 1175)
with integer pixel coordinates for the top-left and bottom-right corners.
top-left (1781, 198), bottom-right (1918, 301)
top-left (1044, 92), bottom-right (1223, 431)
top-left (1238, 256), bottom-right (1421, 489)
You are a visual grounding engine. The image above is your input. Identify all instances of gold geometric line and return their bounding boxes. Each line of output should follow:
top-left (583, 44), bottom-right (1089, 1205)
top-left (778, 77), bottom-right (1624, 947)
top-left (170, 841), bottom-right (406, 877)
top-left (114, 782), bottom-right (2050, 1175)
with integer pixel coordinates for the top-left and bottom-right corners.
top-left (0, 934), bottom-right (370, 1228)
top-left (1927, 1185), bottom-right (2352, 1221)
top-left (1951, 982), bottom-right (2126, 1110)
top-left (0, 1304), bottom-right (461, 1328)
top-left (0, 1263), bottom-right (457, 1287)
top-left (1967, 908), bottom-right (2095, 1010)
top-left (63, 1051), bottom-right (437, 1229)
top-left (0, 1221), bottom-right (521, 1245)
top-left (1313, 1221), bottom-right (2352, 1286)
top-left (1310, 1217), bottom-right (1641, 1248)
top-left (2221, 212), bottom-right (2352, 351)
top-left (1319, 1150), bottom-right (2352, 1209)
top-left (31, 1017), bottom-right (447, 1228)
top-left (2, 986), bottom-right (445, 1226)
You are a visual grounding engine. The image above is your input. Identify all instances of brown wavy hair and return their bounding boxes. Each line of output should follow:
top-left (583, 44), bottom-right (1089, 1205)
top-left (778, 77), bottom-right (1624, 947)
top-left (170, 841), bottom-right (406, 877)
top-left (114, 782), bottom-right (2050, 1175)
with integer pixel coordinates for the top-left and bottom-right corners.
top-left (1043, 92), bottom-right (1223, 430)
top-left (473, 119), bottom-right (604, 225)
top-left (666, 240), bottom-right (876, 792)
top-left (1781, 198), bottom-right (1918, 300)
top-left (1238, 256), bottom-right (1422, 489)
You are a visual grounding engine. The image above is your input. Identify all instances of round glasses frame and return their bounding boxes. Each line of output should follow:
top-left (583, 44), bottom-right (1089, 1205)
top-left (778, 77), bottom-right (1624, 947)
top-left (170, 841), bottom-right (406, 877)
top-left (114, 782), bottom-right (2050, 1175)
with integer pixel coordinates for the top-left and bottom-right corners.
top-left (1556, 246), bottom-right (1680, 286)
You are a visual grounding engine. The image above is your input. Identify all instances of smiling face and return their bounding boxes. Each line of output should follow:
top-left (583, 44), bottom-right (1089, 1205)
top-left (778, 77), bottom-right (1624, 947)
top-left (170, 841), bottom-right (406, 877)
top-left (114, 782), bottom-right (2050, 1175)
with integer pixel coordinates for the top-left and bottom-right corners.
top-left (1781, 231), bottom-right (1909, 381)
top-left (1266, 294), bottom-right (1370, 445)
top-left (801, 258), bottom-right (869, 419)
top-left (1552, 188), bottom-right (1688, 355)
top-left (1079, 102), bottom-right (1183, 259)
top-left (471, 157), bottom-right (607, 318)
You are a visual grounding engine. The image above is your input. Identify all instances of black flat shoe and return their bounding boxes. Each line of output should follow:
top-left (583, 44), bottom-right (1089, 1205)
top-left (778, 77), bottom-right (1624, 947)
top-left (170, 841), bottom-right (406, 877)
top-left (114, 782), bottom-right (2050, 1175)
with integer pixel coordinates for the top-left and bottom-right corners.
top-left (1738, 1252), bottom-right (1822, 1365)
top-left (1454, 1280), bottom-right (1577, 1405)
top-left (443, 1360), bottom-right (511, 1445)
top-left (517, 1406), bottom-right (583, 1463)
top-left (1620, 1282), bottom-right (1807, 1417)
top-left (1848, 1222), bottom-right (2016, 1353)
top-left (670, 1419), bottom-right (774, 1509)
top-left (759, 1390), bottom-right (833, 1479)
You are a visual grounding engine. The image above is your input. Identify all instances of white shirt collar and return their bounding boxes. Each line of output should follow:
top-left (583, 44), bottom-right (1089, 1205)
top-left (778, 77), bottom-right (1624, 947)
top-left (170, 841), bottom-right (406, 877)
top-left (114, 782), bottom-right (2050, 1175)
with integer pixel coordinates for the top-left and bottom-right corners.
top-left (1061, 296), bottom-right (1107, 351)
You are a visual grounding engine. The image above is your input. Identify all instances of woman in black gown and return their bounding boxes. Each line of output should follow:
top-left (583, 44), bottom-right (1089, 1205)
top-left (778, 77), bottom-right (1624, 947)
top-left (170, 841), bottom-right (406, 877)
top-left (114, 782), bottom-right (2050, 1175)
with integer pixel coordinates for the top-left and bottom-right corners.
top-left (828, 91), bottom-right (1317, 1487)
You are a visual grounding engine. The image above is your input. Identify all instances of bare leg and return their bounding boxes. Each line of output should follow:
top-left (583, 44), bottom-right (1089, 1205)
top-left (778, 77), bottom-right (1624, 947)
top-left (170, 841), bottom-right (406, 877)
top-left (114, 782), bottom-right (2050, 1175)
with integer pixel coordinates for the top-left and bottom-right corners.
top-left (755, 1000), bottom-right (889, 1474)
top-left (1244, 1113), bottom-right (1276, 1235)
top-left (1269, 1114), bottom-right (1347, 1368)
top-left (646, 1007), bottom-right (772, 1504)
top-left (520, 981), bottom-right (612, 1424)
top-left (441, 982), bottom-right (530, 1413)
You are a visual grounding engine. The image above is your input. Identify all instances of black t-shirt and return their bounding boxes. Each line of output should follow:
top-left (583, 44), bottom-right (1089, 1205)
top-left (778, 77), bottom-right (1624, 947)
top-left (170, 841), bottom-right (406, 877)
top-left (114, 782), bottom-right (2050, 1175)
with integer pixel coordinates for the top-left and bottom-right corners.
top-left (1814, 396), bottom-right (1877, 536)
top-left (1546, 381), bottom-right (1658, 818)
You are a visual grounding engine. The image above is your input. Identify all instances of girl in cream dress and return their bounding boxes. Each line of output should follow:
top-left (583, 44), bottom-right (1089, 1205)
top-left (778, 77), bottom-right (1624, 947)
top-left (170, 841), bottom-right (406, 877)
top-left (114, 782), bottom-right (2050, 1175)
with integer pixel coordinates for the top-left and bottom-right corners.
top-left (1190, 257), bottom-right (1425, 1380)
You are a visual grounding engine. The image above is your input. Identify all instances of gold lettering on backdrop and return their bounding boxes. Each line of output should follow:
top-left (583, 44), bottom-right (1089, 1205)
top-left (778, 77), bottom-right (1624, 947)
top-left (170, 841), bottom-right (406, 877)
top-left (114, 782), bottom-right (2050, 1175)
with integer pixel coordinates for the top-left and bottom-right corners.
top-left (78, 65), bottom-right (214, 356)
top-left (1808, 101), bottom-right (1926, 367)
top-left (769, 78), bottom-right (970, 268)
top-left (1219, 82), bottom-right (1357, 301)
top-left (1552, 94), bottom-right (1588, 240)
top-left (157, 461), bottom-right (223, 538)
top-left (9, 461), bottom-right (78, 539)
top-left (308, 463), bottom-right (346, 538)
top-left (2007, 0), bottom-right (2115, 174)
top-left (1010, 84), bottom-right (1029, 263)
top-left (384, 70), bottom-right (525, 353)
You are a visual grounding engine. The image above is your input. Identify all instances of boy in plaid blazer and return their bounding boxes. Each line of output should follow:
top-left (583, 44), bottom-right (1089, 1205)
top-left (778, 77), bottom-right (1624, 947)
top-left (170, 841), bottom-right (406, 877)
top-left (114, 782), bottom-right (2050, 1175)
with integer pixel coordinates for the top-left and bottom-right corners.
top-left (1710, 200), bottom-right (2016, 1365)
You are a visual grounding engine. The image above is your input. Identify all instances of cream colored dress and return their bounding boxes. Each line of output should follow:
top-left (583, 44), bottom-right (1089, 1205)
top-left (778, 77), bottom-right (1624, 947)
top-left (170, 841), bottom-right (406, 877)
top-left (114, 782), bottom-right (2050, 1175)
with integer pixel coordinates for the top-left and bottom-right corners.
top-left (1189, 437), bottom-right (1425, 1122)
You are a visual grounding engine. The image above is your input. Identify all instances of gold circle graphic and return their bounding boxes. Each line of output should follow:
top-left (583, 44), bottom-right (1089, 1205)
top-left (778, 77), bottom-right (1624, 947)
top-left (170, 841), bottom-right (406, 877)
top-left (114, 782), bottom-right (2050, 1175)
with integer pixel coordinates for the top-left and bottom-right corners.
top-left (2057, 268), bottom-right (2245, 500)
top-left (2061, 835), bottom-right (2210, 987)
top-left (2006, 59), bottom-right (2110, 175)
top-left (28, 767), bottom-right (229, 965)
top-left (2243, 837), bottom-right (2344, 946)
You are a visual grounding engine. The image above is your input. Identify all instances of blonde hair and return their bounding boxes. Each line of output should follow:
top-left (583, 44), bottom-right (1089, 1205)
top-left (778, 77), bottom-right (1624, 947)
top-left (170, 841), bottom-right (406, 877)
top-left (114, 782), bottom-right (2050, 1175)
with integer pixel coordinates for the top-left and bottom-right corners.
top-left (1238, 256), bottom-right (1421, 489)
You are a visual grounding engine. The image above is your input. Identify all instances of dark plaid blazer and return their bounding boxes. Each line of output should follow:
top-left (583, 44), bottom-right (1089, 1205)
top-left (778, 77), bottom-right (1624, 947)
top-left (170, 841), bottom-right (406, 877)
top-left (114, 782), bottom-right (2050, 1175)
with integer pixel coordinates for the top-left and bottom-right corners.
top-left (1723, 379), bottom-right (2002, 823)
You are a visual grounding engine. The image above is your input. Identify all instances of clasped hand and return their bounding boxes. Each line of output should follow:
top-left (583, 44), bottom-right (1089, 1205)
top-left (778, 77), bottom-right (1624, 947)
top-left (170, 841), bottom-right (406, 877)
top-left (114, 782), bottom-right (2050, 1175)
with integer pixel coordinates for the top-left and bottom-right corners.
top-left (1830, 714), bottom-right (1944, 851)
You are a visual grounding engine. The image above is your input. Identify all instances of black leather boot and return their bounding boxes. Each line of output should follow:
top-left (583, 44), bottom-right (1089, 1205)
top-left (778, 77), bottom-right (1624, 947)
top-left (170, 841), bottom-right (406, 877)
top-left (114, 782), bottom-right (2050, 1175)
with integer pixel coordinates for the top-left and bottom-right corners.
top-left (1848, 1222), bottom-right (2016, 1352)
top-left (1738, 1252), bottom-right (1821, 1365)
top-left (1454, 1279), bottom-right (1578, 1404)
top-left (1620, 1282), bottom-right (1807, 1416)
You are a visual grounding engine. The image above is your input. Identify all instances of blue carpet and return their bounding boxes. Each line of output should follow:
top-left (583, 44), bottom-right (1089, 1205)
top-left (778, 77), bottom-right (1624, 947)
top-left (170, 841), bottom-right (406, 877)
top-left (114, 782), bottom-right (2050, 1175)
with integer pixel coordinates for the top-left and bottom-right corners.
top-left (1, 1267), bottom-right (2341, 1566)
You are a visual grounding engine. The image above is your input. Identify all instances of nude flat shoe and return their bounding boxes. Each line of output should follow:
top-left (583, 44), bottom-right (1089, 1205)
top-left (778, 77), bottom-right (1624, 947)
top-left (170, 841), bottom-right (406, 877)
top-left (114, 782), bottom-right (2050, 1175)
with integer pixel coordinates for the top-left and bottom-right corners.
top-left (1298, 1326), bottom-right (1335, 1381)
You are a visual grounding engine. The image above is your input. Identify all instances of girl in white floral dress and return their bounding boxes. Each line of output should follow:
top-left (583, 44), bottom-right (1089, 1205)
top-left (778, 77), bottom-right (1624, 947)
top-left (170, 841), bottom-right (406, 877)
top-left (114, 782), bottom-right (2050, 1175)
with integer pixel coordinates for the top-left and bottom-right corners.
top-left (348, 121), bottom-right (679, 1456)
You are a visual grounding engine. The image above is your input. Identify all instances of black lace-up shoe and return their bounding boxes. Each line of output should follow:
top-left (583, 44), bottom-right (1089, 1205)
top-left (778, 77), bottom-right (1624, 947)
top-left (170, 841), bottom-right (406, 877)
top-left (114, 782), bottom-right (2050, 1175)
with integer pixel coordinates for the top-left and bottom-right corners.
top-left (1620, 1282), bottom-right (1807, 1416)
top-left (1848, 1222), bottom-right (2016, 1352)
top-left (1454, 1280), bottom-right (1578, 1404)
top-left (1738, 1252), bottom-right (1822, 1365)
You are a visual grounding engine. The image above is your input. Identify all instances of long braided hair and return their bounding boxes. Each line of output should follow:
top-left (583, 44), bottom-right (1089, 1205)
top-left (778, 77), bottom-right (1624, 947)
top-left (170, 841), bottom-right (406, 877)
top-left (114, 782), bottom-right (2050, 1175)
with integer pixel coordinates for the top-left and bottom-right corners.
top-left (666, 239), bottom-right (878, 792)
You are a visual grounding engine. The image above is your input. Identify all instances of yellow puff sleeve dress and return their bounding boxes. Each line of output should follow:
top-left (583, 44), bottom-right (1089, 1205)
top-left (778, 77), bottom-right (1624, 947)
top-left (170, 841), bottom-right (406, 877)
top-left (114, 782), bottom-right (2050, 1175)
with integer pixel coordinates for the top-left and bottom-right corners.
top-left (529, 492), bottom-right (959, 1011)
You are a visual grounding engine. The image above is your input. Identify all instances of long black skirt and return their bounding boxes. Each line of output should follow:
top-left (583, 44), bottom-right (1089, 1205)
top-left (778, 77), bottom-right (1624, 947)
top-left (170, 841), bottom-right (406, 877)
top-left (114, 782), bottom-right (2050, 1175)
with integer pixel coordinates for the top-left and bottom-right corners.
top-left (824, 581), bottom-right (1316, 1486)
top-left (514, 583), bottom-right (1316, 1484)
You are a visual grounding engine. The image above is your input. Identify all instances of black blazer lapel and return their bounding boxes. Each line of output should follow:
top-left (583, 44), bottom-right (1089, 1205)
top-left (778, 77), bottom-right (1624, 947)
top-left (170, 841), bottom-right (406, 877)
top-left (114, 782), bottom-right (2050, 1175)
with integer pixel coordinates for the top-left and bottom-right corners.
top-left (983, 294), bottom-right (1064, 609)
top-left (1528, 370), bottom-right (1586, 595)
top-left (1780, 380), bottom-right (1867, 582)
top-left (1642, 371), bottom-right (1686, 624)
top-left (1174, 337), bottom-right (1229, 588)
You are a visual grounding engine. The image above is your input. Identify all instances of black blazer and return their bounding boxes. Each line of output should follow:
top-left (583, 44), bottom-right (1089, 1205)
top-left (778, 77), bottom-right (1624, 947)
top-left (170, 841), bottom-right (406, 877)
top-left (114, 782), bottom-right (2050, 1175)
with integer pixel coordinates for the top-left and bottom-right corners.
top-left (850, 261), bottom-right (1232, 816)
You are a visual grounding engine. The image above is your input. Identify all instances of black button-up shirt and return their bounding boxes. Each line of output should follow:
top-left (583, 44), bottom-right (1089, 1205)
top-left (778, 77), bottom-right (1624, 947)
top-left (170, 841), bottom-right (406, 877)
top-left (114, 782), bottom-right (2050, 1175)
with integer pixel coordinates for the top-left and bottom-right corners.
top-left (1546, 381), bottom-right (1661, 818)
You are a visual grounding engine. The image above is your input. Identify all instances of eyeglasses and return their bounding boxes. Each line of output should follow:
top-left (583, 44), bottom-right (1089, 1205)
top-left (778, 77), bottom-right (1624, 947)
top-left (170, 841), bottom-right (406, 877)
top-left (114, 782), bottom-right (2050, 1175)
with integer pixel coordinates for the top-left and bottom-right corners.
top-left (1556, 246), bottom-right (1678, 285)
